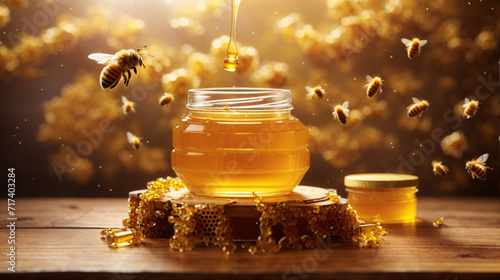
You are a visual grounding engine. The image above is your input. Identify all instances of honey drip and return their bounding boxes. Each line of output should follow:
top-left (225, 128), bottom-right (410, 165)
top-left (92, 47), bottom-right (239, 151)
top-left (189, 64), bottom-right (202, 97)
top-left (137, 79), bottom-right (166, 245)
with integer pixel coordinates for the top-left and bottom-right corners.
top-left (223, 0), bottom-right (241, 71)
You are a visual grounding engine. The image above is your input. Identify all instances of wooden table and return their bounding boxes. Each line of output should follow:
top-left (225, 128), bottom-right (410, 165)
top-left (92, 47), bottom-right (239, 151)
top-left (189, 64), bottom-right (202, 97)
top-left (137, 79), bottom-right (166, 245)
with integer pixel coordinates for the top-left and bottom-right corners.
top-left (1, 197), bottom-right (499, 279)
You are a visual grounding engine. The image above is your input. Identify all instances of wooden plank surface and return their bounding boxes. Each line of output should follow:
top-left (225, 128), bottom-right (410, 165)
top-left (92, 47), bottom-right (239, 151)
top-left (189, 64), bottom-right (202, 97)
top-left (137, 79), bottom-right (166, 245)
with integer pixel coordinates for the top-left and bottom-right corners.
top-left (1, 197), bottom-right (499, 279)
top-left (3, 198), bottom-right (127, 228)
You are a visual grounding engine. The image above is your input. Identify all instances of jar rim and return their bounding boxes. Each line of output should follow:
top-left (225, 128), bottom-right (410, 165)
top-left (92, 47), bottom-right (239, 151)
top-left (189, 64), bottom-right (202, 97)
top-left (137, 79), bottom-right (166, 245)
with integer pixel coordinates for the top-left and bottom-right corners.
top-left (187, 87), bottom-right (293, 111)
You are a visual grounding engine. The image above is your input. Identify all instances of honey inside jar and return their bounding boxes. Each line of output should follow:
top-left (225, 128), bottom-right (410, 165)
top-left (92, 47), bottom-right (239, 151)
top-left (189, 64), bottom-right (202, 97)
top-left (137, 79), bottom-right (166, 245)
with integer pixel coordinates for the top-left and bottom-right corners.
top-left (345, 173), bottom-right (418, 223)
top-left (172, 88), bottom-right (310, 197)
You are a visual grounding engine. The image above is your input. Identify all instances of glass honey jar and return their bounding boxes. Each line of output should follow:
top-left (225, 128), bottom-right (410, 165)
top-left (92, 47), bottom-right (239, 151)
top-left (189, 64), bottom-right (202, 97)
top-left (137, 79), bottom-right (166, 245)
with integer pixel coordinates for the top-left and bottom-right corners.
top-left (345, 173), bottom-right (418, 223)
top-left (172, 88), bottom-right (310, 197)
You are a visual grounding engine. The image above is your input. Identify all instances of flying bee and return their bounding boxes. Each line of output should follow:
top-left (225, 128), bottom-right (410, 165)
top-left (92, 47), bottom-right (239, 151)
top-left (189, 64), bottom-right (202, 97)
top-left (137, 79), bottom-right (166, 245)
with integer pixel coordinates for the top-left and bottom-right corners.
top-left (407, 97), bottom-right (429, 118)
top-left (121, 96), bottom-right (136, 114)
top-left (305, 85), bottom-right (326, 100)
top-left (401, 38), bottom-right (428, 59)
top-left (127, 131), bottom-right (142, 150)
top-left (159, 92), bottom-right (174, 106)
top-left (332, 101), bottom-right (350, 125)
top-left (432, 161), bottom-right (449, 176)
top-left (88, 47), bottom-right (147, 90)
top-left (365, 75), bottom-right (383, 98)
top-left (433, 217), bottom-right (445, 228)
top-left (465, 153), bottom-right (490, 180)
top-left (462, 97), bottom-right (479, 119)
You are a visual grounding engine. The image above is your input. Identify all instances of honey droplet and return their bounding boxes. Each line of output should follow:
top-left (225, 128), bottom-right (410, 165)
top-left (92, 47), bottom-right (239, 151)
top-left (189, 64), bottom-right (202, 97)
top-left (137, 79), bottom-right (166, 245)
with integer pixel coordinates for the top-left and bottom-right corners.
top-left (223, 53), bottom-right (238, 72)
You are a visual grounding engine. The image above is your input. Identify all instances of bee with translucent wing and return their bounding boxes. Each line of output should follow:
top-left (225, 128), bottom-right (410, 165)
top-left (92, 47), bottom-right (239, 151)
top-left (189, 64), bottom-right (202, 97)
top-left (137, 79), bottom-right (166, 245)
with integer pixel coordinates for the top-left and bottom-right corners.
top-left (127, 131), bottom-right (142, 150)
top-left (433, 217), bottom-right (445, 228)
top-left (332, 101), bottom-right (350, 125)
top-left (121, 96), bottom-right (136, 115)
top-left (305, 85), bottom-right (326, 101)
top-left (365, 75), bottom-right (383, 98)
top-left (462, 97), bottom-right (479, 119)
top-left (407, 97), bottom-right (429, 118)
top-left (159, 92), bottom-right (174, 106)
top-left (401, 38), bottom-right (428, 59)
top-left (432, 161), bottom-right (449, 176)
top-left (88, 46), bottom-right (147, 90)
top-left (465, 153), bottom-right (490, 180)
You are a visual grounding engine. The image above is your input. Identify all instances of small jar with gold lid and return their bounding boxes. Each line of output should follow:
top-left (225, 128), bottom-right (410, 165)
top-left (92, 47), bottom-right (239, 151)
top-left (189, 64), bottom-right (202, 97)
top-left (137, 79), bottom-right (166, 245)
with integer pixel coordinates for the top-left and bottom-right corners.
top-left (345, 173), bottom-right (418, 223)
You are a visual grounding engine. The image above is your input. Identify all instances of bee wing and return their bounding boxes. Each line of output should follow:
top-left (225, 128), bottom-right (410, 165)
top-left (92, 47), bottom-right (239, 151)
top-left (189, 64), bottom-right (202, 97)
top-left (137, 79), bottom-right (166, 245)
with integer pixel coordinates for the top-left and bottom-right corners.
top-left (342, 101), bottom-right (349, 109)
top-left (342, 101), bottom-right (350, 116)
top-left (419, 40), bottom-right (428, 46)
top-left (305, 88), bottom-right (316, 99)
top-left (477, 153), bottom-right (489, 164)
top-left (126, 131), bottom-right (135, 143)
top-left (122, 96), bottom-right (129, 105)
top-left (364, 76), bottom-right (373, 88)
top-left (412, 97), bottom-right (421, 104)
top-left (88, 53), bottom-right (116, 64)
top-left (463, 97), bottom-right (470, 107)
top-left (379, 86), bottom-right (383, 95)
top-left (401, 38), bottom-right (412, 46)
top-left (305, 86), bottom-right (313, 93)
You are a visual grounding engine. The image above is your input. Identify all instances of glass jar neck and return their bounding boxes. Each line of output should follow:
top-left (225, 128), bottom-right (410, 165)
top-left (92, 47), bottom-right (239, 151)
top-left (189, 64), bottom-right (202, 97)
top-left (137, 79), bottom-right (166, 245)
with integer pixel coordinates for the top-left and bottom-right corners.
top-left (188, 109), bottom-right (292, 120)
top-left (346, 187), bottom-right (418, 193)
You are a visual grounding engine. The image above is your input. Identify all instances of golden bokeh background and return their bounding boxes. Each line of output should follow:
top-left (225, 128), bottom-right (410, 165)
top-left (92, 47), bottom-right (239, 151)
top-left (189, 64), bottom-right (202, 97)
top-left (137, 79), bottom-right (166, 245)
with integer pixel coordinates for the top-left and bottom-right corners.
top-left (1, 0), bottom-right (499, 197)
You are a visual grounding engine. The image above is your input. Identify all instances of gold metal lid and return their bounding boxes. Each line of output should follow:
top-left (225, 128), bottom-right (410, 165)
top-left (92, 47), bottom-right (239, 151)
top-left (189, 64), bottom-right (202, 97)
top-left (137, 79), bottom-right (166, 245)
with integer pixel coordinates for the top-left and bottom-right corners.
top-left (344, 173), bottom-right (419, 189)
